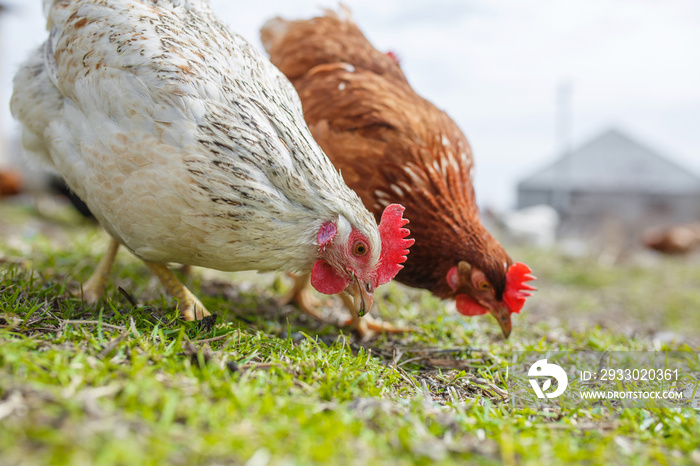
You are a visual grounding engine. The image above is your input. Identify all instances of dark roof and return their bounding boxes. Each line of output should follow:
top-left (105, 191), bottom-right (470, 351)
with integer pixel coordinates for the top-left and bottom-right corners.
top-left (519, 129), bottom-right (700, 194)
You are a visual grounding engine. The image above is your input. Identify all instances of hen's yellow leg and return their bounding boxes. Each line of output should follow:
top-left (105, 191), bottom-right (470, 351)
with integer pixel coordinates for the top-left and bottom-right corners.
top-left (279, 273), bottom-right (326, 322)
top-left (340, 294), bottom-right (412, 340)
top-left (144, 261), bottom-right (210, 321)
top-left (82, 238), bottom-right (120, 304)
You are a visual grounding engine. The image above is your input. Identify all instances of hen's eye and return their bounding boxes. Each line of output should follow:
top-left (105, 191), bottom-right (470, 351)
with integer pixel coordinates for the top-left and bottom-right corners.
top-left (479, 282), bottom-right (490, 291)
top-left (353, 242), bottom-right (367, 256)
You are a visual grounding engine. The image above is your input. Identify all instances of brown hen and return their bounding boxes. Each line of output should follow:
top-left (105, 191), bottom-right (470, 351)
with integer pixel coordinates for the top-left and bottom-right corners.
top-left (0, 169), bottom-right (22, 196)
top-left (643, 223), bottom-right (700, 255)
top-left (262, 9), bottom-right (535, 337)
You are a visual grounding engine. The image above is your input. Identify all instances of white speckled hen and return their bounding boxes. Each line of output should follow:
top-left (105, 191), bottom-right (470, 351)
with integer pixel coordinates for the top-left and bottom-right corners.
top-left (11, 0), bottom-right (412, 322)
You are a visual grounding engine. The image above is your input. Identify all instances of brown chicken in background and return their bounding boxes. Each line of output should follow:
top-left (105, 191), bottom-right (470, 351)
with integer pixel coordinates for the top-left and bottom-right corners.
top-left (261, 8), bottom-right (535, 338)
top-left (642, 223), bottom-right (700, 255)
top-left (0, 169), bottom-right (22, 196)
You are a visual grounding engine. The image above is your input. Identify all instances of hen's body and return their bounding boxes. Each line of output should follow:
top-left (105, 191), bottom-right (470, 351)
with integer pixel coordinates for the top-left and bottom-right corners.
top-left (13, 0), bottom-right (376, 272)
top-left (643, 223), bottom-right (700, 255)
top-left (263, 10), bottom-right (533, 336)
top-left (11, 1), bottom-right (412, 322)
top-left (0, 169), bottom-right (21, 196)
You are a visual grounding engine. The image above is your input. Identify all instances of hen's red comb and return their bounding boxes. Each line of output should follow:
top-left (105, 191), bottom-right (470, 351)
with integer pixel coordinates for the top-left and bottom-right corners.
top-left (386, 50), bottom-right (401, 65)
top-left (503, 262), bottom-right (536, 314)
top-left (372, 204), bottom-right (414, 287)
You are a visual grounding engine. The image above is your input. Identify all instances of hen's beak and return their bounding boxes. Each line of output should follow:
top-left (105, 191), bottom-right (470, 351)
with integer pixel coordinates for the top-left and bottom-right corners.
top-left (346, 275), bottom-right (374, 317)
top-left (490, 304), bottom-right (512, 339)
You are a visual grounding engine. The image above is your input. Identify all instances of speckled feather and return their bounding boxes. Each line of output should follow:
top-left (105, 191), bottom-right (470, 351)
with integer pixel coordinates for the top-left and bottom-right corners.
top-left (12, 0), bottom-right (380, 274)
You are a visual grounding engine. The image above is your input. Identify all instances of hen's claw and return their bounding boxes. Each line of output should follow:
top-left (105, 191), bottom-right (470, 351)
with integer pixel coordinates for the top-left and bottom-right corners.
top-left (346, 314), bottom-right (413, 339)
top-left (178, 292), bottom-right (210, 321)
top-left (144, 261), bottom-right (211, 320)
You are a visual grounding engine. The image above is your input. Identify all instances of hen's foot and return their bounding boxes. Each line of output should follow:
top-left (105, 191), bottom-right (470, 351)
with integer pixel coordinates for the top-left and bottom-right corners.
top-left (81, 238), bottom-right (120, 304)
top-left (344, 313), bottom-right (413, 340)
top-left (340, 294), bottom-right (412, 340)
top-left (279, 273), bottom-right (330, 323)
top-left (280, 274), bottom-right (411, 336)
top-left (144, 261), bottom-right (210, 321)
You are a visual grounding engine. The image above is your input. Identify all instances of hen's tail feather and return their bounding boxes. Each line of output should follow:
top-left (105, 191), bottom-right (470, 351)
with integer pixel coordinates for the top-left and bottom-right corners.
top-left (260, 17), bottom-right (290, 53)
top-left (261, 5), bottom-right (355, 53)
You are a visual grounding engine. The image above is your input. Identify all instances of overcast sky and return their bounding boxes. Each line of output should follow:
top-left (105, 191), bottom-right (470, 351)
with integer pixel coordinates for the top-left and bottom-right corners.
top-left (1, 0), bottom-right (698, 208)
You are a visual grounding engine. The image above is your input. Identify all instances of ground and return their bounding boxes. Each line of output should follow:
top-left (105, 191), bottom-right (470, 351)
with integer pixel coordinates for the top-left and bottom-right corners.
top-left (0, 198), bottom-right (699, 465)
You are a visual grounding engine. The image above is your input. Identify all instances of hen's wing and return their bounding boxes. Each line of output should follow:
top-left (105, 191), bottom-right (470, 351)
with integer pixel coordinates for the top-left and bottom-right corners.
top-left (304, 65), bottom-right (475, 211)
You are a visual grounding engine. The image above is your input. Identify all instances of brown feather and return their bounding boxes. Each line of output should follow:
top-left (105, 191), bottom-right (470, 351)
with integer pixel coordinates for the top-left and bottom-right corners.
top-left (263, 11), bottom-right (512, 301)
top-left (262, 9), bottom-right (407, 84)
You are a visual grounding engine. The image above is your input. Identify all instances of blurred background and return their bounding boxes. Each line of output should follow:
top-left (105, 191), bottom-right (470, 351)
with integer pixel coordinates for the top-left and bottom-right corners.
top-left (1, 0), bottom-right (699, 254)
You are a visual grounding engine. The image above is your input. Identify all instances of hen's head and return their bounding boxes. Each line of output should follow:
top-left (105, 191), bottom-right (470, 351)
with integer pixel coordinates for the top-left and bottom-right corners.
top-left (310, 204), bottom-right (413, 316)
top-left (446, 255), bottom-right (535, 339)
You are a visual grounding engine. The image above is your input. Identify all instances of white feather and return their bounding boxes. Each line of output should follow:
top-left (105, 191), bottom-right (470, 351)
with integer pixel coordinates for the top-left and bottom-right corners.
top-left (12, 0), bottom-right (380, 274)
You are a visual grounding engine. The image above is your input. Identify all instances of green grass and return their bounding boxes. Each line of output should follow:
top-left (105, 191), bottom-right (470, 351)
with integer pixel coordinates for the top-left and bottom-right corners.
top-left (1, 201), bottom-right (699, 465)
